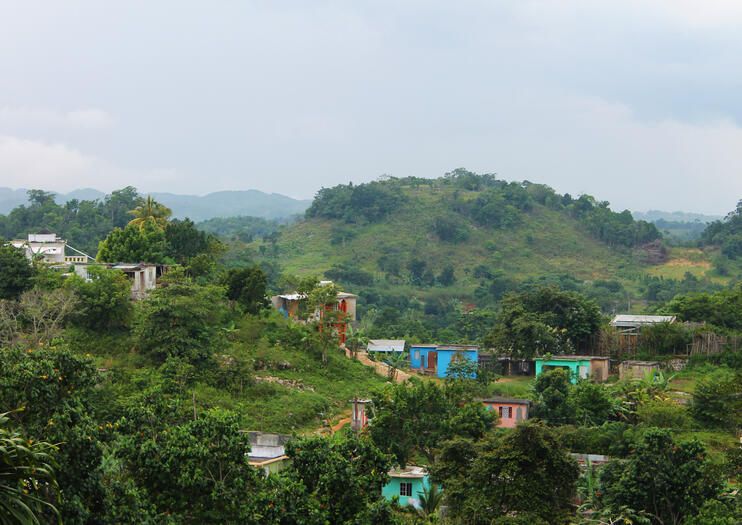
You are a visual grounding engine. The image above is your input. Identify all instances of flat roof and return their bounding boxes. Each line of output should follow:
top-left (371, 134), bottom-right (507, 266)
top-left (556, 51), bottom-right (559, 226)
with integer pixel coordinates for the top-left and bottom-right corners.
top-left (481, 397), bottom-right (530, 405)
top-left (388, 465), bottom-right (427, 479)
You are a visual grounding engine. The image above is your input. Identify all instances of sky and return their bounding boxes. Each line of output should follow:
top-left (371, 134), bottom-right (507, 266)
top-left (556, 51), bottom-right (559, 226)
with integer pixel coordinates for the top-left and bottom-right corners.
top-left (0, 1), bottom-right (741, 214)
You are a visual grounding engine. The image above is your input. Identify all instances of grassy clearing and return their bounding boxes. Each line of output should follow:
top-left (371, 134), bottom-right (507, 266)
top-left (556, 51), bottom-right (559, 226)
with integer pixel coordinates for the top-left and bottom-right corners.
top-left (486, 376), bottom-right (534, 399)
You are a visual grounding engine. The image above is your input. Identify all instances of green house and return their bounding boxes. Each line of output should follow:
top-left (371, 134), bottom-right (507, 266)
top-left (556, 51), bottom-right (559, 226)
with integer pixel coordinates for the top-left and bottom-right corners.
top-left (534, 355), bottom-right (610, 383)
top-left (382, 466), bottom-right (431, 508)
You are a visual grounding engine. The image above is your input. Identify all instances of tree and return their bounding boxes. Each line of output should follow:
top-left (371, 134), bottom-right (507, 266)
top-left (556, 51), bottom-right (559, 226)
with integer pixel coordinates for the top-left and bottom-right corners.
top-left (0, 245), bottom-right (35, 300)
top-left (532, 368), bottom-right (575, 425)
top-left (370, 379), bottom-right (494, 465)
top-left (165, 218), bottom-right (218, 264)
top-left (487, 286), bottom-right (602, 358)
top-left (285, 431), bottom-right (392, 525)
top-left (437, 265), bottom-right (456, 286)
top-left (134, 280), bottom-right (228, 364)
top-left (0, 288), bottom-right (79, 346)
top-left (97, 220), bottom-right (169, 263)
top-left (417, 483), bottom-right (443, 520)
top-left (66, 266), bottom-right (133, 330)
top-left (436, 422), bottom-right (579, 525)
top-left (222, 266), bottom-right (269, 314)
top-left (570, 381), bottom-right (616, 426)
top-left (598, 429), bottom-right (723, 525)
top-left (0, 412), bottom-right (60, 525)
top-left (127, 195), bottom-right (172, 228)
top-left (116, 408), bottom-right (263, 522)
top-left (690, 369), bottom-right (742, 431)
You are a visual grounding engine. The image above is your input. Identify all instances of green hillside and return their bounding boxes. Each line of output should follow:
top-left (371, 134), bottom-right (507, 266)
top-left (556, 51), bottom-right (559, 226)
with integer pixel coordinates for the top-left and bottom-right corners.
top-left (235, 171), bottom-right (734, 341)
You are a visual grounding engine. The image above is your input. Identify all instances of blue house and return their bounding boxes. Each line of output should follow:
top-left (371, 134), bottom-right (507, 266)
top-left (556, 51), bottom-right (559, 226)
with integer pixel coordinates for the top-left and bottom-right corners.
top-left (410, 344), bottom-right (478, 378)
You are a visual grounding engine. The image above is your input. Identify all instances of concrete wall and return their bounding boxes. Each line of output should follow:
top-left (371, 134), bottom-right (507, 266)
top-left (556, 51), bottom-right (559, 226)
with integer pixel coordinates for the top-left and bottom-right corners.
top-left (484, 402), bottom-right (529, 428)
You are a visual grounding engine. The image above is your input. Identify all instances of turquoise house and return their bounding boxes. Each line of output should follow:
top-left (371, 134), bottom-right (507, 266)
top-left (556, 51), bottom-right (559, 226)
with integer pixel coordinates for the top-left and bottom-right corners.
top-left (534, 355), bottom-right (610, 383)
top-left (409, 344), bottom-right (478, 378)
top-left (382, 466), bottom-right (431, 508)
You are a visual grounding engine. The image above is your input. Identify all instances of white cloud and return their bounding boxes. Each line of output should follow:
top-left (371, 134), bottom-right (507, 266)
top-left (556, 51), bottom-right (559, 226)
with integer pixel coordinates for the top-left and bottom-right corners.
top-left (0, 136), bottom-right (177, 192)
top-left (0, 107), bottom-right (113, 130)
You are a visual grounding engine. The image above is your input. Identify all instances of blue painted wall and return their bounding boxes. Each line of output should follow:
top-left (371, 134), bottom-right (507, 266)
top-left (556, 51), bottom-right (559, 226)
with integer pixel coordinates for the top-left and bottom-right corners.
top-left (382, 475), bottom-right (431, 508)
top-left (409, 345), bottom-right (436, 369)
top-left (437, 349), bottom-right (478, 378)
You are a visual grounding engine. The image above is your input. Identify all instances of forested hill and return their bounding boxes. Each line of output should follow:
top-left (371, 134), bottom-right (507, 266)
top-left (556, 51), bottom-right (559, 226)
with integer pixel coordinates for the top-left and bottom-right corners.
top-left (241, 170), bottom-right (690, 340)
top-left (256, 169), bottom-right (661, 280)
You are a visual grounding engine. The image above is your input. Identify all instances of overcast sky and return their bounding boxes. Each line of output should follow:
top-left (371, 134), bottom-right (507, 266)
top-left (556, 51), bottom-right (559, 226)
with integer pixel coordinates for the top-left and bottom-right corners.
top-left (0, 1), bottom-right (741, 214)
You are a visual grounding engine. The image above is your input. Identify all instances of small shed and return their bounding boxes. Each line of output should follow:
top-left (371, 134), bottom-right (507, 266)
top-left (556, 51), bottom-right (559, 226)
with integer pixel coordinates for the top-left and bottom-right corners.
top-left (245, 432), bottom-right (291, 476)
top-left (482, 397), bottom-right (530, 428)
top-left (382, 466), bottom-right (431, 508)
top-left (619, 360), bottom-right (661, 380)
top-left (367, 339), bottom-right (406, 354)
top-left (534, 355), bottom-right (610, 383)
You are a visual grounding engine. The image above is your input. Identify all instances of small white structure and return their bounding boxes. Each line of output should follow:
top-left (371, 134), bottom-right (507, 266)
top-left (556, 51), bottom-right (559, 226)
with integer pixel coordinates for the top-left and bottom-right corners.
top-left (74, 262), bottom-right (160, 300)
top-left (245, 432), bottom-right (291, 476)
top-left (367, 339), bottom-right (406, 354)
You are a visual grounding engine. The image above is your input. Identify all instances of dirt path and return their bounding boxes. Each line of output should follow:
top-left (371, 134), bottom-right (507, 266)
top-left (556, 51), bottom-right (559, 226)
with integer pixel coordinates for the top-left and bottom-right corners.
top-left (343, 348), bottom-right (411, 384)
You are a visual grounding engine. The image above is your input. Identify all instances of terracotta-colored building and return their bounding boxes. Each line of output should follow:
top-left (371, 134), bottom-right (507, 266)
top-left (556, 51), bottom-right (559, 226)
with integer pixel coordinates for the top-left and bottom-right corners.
top-left (482, 397), bottom-right (530, 428)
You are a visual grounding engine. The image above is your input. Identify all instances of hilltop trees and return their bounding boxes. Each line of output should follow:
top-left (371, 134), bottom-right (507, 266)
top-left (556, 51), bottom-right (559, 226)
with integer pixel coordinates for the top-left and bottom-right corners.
top-left (97, 220), bottom-right (169, 263)
top-left (306, 181), bottom-right (405, 223)
top-left (701, 199), bottom-right (742, 258)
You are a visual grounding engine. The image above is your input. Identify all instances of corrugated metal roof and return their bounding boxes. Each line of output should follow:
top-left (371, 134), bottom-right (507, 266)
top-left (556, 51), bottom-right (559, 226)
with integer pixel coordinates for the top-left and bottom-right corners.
top-left (611, 314), bottom-right (676, 326)
top-left (367, 339), bottom-right (406, 352)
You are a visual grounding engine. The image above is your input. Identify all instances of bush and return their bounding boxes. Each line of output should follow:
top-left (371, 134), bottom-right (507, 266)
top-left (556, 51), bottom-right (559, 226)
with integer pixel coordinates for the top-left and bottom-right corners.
top-left (637, 400), bottom-right (691, 429)
top-left (690, 368), bottom-right (742, 431)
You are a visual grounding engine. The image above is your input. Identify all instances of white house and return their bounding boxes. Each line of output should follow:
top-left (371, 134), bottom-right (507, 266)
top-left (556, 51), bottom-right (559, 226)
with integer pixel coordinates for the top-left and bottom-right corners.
top-left (74, 262), bottom-right (161, 300)
top-left (10, 232), bottom-right (93, 264)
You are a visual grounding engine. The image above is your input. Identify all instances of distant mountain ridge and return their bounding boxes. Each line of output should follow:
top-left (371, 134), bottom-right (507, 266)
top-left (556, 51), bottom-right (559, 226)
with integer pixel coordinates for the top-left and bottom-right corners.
top-left (632, 210), bottom-right (723, 223)
top-left (0, 187), bottom-right (310, 221)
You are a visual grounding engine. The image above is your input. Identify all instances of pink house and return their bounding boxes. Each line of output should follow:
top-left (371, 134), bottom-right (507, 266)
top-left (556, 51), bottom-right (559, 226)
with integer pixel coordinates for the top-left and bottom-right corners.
top-left (482, 397), bottom-right (530, 428)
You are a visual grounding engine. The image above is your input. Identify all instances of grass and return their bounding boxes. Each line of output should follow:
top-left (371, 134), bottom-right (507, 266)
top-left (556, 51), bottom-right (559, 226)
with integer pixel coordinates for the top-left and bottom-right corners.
top-left (486, 376), bottom-right (534, 399)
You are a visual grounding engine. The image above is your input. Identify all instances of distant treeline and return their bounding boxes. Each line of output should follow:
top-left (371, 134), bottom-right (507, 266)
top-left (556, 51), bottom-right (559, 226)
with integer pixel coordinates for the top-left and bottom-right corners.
top-left (0, 188), bottom-right (141, 255)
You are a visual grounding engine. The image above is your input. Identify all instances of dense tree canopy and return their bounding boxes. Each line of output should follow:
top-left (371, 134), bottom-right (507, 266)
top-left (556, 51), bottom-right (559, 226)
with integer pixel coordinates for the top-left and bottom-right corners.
top-left (0, 245), bottom-right (35, 300)
top-left (487, 285), bottom-right (602, 357)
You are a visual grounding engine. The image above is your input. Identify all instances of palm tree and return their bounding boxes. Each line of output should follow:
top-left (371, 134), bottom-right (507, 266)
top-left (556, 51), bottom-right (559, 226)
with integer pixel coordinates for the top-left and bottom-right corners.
top-left (0, 413), bottom-right (60, 524)
top-left (128, 195), bottom-right (172, 228)
top-left (416, 483), bottom-right (443, 520)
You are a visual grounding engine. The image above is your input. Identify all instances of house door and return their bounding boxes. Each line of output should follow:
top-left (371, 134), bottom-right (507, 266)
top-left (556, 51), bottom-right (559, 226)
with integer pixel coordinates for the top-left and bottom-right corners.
top-left (427, 351), bottom-right (437, 372)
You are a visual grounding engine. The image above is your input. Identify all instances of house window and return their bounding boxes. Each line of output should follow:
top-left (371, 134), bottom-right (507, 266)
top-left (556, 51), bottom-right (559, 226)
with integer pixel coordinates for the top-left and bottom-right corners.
top-left (414, 350), bottom-right (420, 361)
top-left (400, 482), bottom-right (413, 497)
top-left (499, 406), bottom-right (512, 419)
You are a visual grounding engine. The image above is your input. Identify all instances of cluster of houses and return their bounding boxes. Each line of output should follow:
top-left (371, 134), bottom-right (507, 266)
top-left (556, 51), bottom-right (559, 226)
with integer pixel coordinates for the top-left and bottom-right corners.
top-left (12, 232), bottom-right (677, 509)
top-left (9, 232), bottom-right (165, 300)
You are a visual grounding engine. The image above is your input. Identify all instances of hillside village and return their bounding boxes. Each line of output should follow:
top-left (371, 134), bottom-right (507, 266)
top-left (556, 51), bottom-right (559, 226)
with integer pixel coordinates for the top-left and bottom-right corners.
top-left (0, 176), bottom-right (741, 524)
